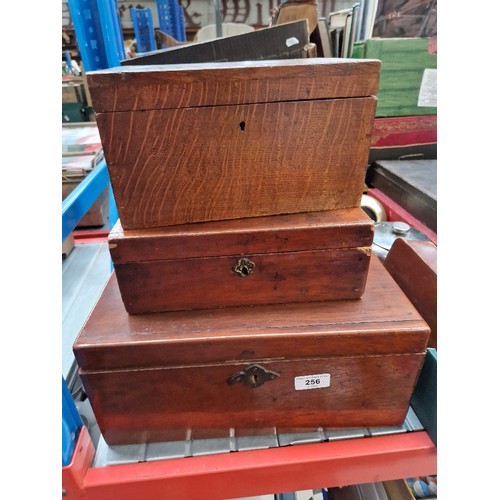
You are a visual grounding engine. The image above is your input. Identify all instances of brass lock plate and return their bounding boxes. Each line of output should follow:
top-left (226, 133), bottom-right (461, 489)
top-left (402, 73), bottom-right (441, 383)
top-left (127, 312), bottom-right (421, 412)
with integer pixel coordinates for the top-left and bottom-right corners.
top-left (227, 364), bottom-right (279, 388)
top-left (233, 257), bottom-right (255, 277)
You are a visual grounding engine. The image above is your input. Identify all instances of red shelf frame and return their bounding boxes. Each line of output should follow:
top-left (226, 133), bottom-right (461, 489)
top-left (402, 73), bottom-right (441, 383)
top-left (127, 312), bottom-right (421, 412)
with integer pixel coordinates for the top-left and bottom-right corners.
top-left (63, 427), bottom-right (437, 499)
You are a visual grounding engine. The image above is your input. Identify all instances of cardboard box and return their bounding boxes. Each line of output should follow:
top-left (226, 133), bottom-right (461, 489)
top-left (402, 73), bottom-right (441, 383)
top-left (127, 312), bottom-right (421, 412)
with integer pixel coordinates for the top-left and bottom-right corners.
top-left (62, 234), bottom-right (75, 259)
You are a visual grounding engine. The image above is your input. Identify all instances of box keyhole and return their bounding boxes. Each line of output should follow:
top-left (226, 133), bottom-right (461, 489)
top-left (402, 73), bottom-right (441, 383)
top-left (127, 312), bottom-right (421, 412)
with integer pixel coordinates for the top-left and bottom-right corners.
top-left (233, 258), bottom-right (255, 277)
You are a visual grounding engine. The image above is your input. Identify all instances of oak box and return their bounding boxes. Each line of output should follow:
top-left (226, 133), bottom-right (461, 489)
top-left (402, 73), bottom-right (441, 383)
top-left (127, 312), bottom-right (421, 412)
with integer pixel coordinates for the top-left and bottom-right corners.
top-left (87, 58), bottom-right (380, 229)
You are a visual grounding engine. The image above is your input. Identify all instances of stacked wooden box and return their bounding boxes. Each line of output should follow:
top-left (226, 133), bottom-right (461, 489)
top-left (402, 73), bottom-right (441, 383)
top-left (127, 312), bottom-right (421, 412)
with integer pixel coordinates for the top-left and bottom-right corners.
top-left (73, 58), bottom-right (430, 445)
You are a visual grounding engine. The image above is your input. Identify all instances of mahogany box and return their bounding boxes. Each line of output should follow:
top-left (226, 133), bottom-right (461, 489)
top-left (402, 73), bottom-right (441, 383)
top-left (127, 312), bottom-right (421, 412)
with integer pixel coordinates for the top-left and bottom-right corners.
top-left (87, 58), bottom-right (380, 229)
top-left (108, 207), bottom-right (374, 314)
top-left (73, 257), bottom-right (429, 445)
top-left (383, 238), bottom-right (437, 348)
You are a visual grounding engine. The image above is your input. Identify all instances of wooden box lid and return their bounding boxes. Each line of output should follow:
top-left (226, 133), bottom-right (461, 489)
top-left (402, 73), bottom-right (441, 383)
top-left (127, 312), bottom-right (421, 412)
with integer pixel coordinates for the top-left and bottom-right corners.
top-left (384, 238), bottom-right (437, 348)
top-left (108, 208), bottom-right (374, 264)
top-left (87, 58), bottom-right (381, 113)
top-left (73, 257), bottom-right (429, 372)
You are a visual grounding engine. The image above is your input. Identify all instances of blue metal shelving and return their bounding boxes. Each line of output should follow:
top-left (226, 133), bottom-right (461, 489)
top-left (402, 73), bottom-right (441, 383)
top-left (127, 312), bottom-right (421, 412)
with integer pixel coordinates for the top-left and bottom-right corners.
top-left (67, 0), bottom-right (125, 70)
top-left (64, 0), bottom-right (121, 244)
top-left (69, 0), bottom-right (186, 60)
top-left (62, 160), bottom-right (116, 243)
top-left (178, 4), bottom-right (186, 42)
top-left (62, 377), bottom-right (83, 466)
top-left (157, 0), bottom-right (174, 43)
top-left (157, 0), bottom-right (187, 43)
top-left (131, 7), bottom-right (157, 53)
top-left (64, 0), bottom-right (125, 468)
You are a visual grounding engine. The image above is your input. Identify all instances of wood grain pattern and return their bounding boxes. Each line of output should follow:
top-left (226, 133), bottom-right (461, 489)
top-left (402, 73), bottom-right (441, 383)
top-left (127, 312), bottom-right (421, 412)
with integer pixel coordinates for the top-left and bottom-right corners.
top-left (80, 353), bottom-right (425, 445)
top-left (97, 97), bottom-right (377, 228)
top-left (88, 59), bottom-right (381, 113)
top-left (383, 238), bottom-right (437, 348)
top-left (114, 248), bottom-right (371, 313)
top-left (109, 208), bottom-right (374, 263)
top-left (74, 257), bottom-right (429, 371)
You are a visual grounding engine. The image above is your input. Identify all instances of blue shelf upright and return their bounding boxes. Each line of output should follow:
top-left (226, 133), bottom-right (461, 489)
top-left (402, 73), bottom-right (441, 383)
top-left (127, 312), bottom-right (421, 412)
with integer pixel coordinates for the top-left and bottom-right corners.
top-left (177, 4), bottom-right (187, 42)
top-left (156, 0), bottom-right (187, 43)
top-left (64, 0), bottom-right (121, 243)
top-left (157, 0), bottom-right (174, 45)
top-left (62, 377), bottom-right (83, 466)
top-left (67, 0), bottom-right (125, 70)
top-left (131, 7), bottom-right (157, 53)
top-left (96, 0), bottom-right (126, 63)
top-left (62, 160), bottom-right (112, 243)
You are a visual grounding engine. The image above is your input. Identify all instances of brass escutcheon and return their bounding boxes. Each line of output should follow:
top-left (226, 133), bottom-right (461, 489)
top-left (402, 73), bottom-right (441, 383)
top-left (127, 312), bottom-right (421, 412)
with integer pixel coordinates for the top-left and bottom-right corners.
top-left (227, 364), bottom-right (280, 388)
top-left (233, 257), bottom-right (255, 277)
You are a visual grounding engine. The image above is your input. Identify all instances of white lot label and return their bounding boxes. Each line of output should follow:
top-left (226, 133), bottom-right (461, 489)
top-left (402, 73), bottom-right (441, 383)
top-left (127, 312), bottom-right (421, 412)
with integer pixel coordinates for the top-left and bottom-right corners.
top-left (418, 68), bottom-right (437, 107)
top-left (295, 373), bottom-right (331, 390)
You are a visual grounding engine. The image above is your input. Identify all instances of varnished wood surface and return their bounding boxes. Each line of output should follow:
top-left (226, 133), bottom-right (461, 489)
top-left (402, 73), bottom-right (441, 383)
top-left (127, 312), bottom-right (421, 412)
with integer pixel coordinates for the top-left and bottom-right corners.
top-left (74, 257), bottom-right (429, 372)
top-left (88, 58), bottom-right (381, 113)
top-left (114, 247), bottom-right (371, 313)
top-left (383, 238), bottom-right (437, 348)
top-left (109, 208), bottom-right (373, 313)
top-left (109, 208), bottom-right (374, 263)
top-left (96, 97), bottom-right (377, 228)
top-left (81, 353), bottom-right (425, 445)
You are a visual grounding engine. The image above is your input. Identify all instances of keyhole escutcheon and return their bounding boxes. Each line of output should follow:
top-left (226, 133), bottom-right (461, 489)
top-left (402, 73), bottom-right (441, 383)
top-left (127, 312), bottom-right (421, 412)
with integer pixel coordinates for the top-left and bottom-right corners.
top-left (233, 257), bottom-right (255, 277)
